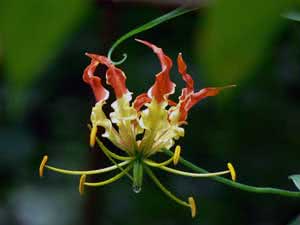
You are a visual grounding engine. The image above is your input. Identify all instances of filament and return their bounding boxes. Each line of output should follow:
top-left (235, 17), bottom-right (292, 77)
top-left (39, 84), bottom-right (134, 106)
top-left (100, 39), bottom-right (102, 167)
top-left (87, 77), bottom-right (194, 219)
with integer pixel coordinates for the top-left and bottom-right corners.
top-left (44, 160), bottom-right (131, 175)
top-left (144, 165), bottom-right (190, 208)
top-left (157, 165), bottom-right (231, 178)
top-left (88, 124), bottom-right (132, 161)
top-left (96, 137), bottom-right (133, 161)
top-left (84, 165), bottom-right (132, 187)
top-left (143, 157), bottom-right (173, 167)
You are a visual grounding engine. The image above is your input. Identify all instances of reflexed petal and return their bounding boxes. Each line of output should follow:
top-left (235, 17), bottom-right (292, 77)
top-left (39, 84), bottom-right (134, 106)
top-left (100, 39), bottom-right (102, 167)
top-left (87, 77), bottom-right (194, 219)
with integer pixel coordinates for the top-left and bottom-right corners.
top-left (106, 66), bottom-right (129, 98)
top-left (136, 39), bottom-right (175, 103)
top-left (177, 53), bottom-right (194, 99)
top-left (133, 93), bottom-right (151, 111)
top-left (83, 59), bottom-right (109, 102)
top-left (175, 53), bottom-right (223, 122)
top-left (179, 87), bottom-right (221, 121)
top-left (85, 53), bottom-right (111, 67)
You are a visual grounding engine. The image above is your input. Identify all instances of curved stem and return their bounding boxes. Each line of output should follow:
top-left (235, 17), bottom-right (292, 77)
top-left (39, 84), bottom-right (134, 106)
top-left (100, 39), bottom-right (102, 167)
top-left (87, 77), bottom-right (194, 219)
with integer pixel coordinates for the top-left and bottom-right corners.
top-left (144, 165), bottom-right (190, 208)
top-left (163, 149), bottom-right (300, 198)
top-left (45, 160), bottom-right (131, 175)
top-left (107, 6), bottom-right (198, 65)
top-left (85, 165), bottom-right (133, 187)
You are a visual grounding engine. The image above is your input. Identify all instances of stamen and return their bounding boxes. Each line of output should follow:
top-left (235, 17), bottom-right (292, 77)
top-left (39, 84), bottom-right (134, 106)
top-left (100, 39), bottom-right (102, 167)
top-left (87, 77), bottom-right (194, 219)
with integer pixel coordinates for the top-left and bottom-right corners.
top-left (84, 165), bottom-right (132, 187)
top-left (90, 126), bottom-right (98, 147)
top-left (95, 136), bottom-right (133, 180)
top-left (88, 124), bottom-right (132, 161)
top-left (227, 162), bottom-right (236, 181)
top-left (188, 197), bottom-right (197, 218)
top-left (144, 165), bottom-right (190, 208)
top-left (39, 155), bottom-right (48, 177)
top-left (143, 157), bottom-right (173, 167)
top-left (45, 160), bottom-right (131, 175)
top-left (79, 175), bottom-right (86, 195)
top-left (96, 137), bottom-right (133, 161)
top-left (157, 165), bottom-right (231, 177)
top-left (173, 145), bottom-right (181, 165)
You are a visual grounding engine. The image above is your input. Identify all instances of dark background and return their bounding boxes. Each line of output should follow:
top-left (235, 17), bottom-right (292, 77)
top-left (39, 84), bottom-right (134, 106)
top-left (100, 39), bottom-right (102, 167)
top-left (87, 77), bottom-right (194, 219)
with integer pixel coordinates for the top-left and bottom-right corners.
top-left (0, 0), bottom-right (300, 225)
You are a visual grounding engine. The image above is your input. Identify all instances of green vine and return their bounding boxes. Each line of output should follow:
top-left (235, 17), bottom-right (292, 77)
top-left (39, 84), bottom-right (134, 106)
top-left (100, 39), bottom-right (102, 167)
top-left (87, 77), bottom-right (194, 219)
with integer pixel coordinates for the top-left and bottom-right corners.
top-left (164, 149), bottom-right (300, 198)
top-left (107, 6), bottom-right (197, 65)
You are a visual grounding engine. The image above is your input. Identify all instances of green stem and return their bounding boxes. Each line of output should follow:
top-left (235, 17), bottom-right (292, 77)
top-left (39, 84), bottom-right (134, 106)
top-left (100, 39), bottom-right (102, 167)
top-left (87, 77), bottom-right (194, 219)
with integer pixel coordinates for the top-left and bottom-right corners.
top-left (163, 149), bottom-right (300, 198)
top-left (107, 6), bottom-right (198, 65)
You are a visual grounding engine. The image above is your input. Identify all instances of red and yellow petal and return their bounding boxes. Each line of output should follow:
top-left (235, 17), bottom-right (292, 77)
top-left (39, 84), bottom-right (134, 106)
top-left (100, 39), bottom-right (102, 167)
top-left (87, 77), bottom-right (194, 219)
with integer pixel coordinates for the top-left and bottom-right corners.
top-left (106, 66), bottom-right (129, 99)
top-left (136, 39), bottom-right (175, 103)
top-left (177, 53), bottom-right (194, 97)
top-left (82, 58), bottom-right (109, 102)
top-left (133, 93), bottom-right (151, 111)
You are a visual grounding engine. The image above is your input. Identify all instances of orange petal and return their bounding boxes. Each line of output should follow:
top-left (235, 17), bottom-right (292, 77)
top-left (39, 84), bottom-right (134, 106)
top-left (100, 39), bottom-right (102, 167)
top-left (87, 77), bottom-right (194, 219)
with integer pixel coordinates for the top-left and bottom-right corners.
top-left (136, 39), bottom-right (175, 103)
top-left (83, 54), bottom-right (110, 102)
top-left (178, 87), bottom-right (221, 122)
top-left (106, 66), bottom-right (129, 99)
top-left (133, 93), bottom-right (151, 111)
top-left (177, 53), bottom-right (194, 96)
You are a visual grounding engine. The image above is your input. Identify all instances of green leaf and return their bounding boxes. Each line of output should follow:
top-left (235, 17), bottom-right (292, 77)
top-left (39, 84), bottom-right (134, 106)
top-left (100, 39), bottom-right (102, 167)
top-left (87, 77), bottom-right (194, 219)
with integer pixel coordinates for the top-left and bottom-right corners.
top-left (198, 0), bottom-right (294, 85)
top-left (289, 175), bottom-right (300, 191)
top-left (0, 0), bottom-right (89, 118)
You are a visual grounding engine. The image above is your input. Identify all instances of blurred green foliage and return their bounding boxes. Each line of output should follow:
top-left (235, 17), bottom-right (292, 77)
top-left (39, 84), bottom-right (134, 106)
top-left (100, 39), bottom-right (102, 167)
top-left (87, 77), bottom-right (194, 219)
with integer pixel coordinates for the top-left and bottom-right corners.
top-left (200, 0), bottom-right (294, 84)
top-left (0, 0), bottom-right (89, 118)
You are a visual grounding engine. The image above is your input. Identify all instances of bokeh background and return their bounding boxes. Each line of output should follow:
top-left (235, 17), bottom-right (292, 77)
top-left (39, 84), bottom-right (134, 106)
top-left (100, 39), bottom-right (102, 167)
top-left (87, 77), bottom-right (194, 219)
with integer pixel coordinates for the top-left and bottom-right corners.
top-left (1, 0), bottom-right (300, 225)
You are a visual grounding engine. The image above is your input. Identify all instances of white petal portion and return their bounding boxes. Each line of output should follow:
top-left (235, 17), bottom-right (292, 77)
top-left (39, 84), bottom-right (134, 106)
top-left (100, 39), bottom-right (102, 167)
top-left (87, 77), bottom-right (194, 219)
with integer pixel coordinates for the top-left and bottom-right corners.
top-left (90, 101), bottom-right (128, 151)
top-left (110, 93), bottom-right (139, 153)
top-left (138, 99), bottom-right (184, 156)
top-left (110, 92), bottom-right (137, 123)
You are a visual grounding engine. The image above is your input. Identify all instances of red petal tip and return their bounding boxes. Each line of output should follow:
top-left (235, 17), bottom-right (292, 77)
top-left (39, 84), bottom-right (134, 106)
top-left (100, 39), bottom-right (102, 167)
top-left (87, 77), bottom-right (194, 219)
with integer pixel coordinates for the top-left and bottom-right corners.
top-left (135, 39), bottom-right (156, 49)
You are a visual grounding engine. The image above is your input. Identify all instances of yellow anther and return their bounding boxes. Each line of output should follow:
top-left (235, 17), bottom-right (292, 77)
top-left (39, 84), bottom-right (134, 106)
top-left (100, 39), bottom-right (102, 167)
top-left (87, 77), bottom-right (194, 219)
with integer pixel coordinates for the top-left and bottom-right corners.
top-left (227, 162), bottom-right (236, 181)
top-left (39, 155), bottom-right (48, 177)
top-left (90, 126), bottom-right (98, 148)
top-left (173, 145), bottom-right (181, 165)
top-left (188, 196), bottom-right (197, 218)
top-left (79, 174), bottom-right (86, 195)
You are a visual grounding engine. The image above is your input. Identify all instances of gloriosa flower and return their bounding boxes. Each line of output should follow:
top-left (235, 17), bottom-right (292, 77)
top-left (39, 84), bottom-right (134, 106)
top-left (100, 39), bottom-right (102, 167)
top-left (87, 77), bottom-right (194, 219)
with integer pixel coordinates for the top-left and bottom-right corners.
top-left (39, 39), bottom-right (236, 218)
